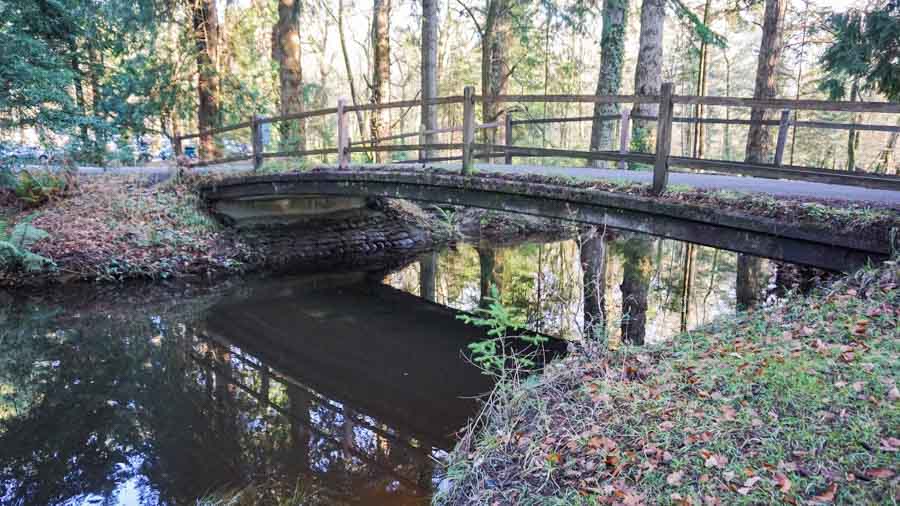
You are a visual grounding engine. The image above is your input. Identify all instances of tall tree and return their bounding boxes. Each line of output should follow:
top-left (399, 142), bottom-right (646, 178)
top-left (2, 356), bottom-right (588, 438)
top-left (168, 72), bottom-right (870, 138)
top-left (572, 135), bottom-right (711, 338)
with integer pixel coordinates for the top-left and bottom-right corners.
top-left (193, 0), bottom-right (222, 160)
top-left (273, 0), bottom-right (306, 152)
top-left (629, 0), bottom-right (665, 154)
top-left (479, 0), bottom-right (513, 150)
top-left (744, 0), bottom-right (786, 163)
top-left (371, 0), bottom-right (392, 162)
top-left (421, 0), bottom-right (439, 159)
top-left (589, 0), bottom-right (628, 167)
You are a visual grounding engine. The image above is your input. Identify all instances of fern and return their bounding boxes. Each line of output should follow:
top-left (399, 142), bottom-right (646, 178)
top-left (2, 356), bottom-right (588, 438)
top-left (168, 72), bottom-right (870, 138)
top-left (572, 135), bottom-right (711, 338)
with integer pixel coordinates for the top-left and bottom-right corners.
top-left (0, 220), bottom-right (55, 272)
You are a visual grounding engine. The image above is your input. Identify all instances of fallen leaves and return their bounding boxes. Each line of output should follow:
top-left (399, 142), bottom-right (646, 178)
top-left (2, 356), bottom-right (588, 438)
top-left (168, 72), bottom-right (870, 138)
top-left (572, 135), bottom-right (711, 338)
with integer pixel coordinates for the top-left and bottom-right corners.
top-left (700, 451), bottom-right (728, 469)
top-left (810, 483), bottom-right (837, 503)
top-left (861, 468), bottom-right (895, 480)
top-left (774, 473), bottom-right (791, 493)
top-left (666, 470), bottom-right (684, 486)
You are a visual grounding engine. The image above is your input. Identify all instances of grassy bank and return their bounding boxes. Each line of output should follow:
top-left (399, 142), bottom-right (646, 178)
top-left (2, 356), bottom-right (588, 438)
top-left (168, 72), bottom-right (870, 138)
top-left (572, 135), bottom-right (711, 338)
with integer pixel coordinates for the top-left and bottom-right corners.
top-left (436, 261), bottom-right (899, 505)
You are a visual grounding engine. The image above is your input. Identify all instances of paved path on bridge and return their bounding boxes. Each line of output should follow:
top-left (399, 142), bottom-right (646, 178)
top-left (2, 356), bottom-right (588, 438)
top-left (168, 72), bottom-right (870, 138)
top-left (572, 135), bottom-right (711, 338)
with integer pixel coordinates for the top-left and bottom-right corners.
top-left (76, 161), bottom-right (900, 206)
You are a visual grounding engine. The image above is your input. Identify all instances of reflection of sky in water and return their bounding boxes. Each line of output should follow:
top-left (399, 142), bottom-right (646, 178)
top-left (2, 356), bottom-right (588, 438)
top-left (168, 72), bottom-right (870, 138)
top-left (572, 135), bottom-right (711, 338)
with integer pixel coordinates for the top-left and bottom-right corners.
top-left (386, 237), bottom-right (740, 343)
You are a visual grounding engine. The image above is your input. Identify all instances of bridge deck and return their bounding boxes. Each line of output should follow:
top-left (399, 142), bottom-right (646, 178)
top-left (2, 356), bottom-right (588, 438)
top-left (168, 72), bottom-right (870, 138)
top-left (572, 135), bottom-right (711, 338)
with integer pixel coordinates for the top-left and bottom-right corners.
top-left (198, 167), bottom-right (898, 272)
top-left (81, 162), bottom-right (900, 205)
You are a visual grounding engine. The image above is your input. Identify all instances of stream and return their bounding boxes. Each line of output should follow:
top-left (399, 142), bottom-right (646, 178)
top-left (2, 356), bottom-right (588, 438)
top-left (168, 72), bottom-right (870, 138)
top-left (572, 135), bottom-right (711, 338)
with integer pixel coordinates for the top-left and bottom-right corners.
top-left (0, 232), bottom-right (794, 505)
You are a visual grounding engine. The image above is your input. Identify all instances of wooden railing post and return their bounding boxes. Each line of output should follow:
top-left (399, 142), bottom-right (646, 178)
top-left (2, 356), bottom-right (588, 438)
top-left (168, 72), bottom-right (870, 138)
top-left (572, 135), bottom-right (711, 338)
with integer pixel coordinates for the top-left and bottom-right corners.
top-left (251, 115), bottom-right (263, 172)
top-left (653, 82), bottom-right (674, 195)
top-left (504, 110), bottom-right (514, 165)
top-left (337, 98), bottom-right (350, 169)
top-left (773, 109), bottom-right (791, 167)
top-left (461, 86), bottom-right (475, 175)
top-left (618, 108), bottom-right (631, 170)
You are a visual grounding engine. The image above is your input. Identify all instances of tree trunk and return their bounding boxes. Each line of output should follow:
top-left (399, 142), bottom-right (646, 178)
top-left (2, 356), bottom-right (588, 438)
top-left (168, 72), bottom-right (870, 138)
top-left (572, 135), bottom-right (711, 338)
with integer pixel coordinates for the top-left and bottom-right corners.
top-left (723, 51), bottom-right (732, 160)
top-left (620, 235), bottom-right (653, 345)
top-left (481, 0), bottom-right (511, 153)
top-left (371, 0), bottom-right (391, 163)
top-left (193, 0), bottom-right (222, 160)
top-left (692, 0), bottom-right (713, 158)
top-left (337, 0), bottom-right (369, 148)
top-left (69, 50), bottom-right (89, 147)
top-left (630, 0), bottom-right (664, 156)
top-left (589, 0), bottom-right (628, 167)
top-left (847, 79), bottom-right (860, 171)
top-left (421, 0), bottom-right (439, 159)
top-left (736, 254), bottom-right (766, 310)
top-left (580, 227), bottom-right (607, 342)
top-left (274, 0), bottom-right (306, 153)
top-left (744, 0), bottom-right (786, 163)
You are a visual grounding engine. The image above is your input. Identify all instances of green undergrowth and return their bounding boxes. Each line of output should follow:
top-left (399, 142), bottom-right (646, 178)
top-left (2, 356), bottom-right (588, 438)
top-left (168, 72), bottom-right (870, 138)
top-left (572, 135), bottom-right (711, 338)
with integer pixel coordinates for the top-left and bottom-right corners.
top-left (436, 261), bottom-right (900, 505)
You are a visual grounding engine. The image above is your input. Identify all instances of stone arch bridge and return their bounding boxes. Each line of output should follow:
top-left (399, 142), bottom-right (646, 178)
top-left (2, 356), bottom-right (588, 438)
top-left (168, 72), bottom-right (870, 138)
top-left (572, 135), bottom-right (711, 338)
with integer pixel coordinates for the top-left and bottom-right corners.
top-left (197, 168), bottom-right (895, 272)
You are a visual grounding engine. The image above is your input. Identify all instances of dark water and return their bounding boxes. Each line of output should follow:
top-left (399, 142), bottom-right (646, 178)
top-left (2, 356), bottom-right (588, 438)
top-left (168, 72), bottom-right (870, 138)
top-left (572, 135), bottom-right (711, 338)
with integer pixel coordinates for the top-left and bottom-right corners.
top-left (0, 234), bottom-right (763, 505)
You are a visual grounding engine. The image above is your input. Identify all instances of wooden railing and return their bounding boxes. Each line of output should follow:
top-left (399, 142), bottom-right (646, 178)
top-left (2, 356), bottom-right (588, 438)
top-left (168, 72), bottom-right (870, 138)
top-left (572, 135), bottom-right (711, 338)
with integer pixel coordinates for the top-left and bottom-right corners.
top-left (174, 82), bottom-right (900, 194)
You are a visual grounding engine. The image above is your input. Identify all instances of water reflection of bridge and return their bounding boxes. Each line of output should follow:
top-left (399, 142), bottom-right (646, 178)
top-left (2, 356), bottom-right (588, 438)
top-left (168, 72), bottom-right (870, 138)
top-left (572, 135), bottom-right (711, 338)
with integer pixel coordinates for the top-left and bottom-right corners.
top-left (196, 273), bottom-right (505, 501)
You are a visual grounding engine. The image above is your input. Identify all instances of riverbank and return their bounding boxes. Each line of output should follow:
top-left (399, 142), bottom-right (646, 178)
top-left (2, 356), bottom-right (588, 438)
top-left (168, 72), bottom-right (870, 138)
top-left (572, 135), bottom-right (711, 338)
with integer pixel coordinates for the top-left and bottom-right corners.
top-left (435, 260), bottom-right (899, 505)
top-left (0, 174), bottom-right (439, 288)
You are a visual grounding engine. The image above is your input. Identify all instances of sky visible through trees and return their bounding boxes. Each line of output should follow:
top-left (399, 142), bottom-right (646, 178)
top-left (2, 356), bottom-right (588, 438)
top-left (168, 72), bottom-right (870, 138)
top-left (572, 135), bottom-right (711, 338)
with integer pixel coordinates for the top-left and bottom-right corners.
top-left (0, 0), bottom-right (897, 172)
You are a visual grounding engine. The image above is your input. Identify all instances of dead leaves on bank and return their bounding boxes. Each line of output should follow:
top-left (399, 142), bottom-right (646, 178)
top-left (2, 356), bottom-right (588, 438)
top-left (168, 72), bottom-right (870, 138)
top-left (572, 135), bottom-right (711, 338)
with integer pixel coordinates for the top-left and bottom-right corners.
top-left (446, 264), bottom-right (899, 506)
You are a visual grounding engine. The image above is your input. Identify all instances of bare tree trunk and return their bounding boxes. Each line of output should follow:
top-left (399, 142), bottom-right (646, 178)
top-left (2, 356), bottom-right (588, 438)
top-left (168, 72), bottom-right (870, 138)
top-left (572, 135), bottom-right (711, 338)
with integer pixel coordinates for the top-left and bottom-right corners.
top-left (723, 51), bottom-right (732, 160)
top-left (788, 0), bottom-right (811, 165)
top-left (630, 0), bottom-right (664, 158)
top-left (744, 0), bottom-right (786, 163)
top-left (589, 0), bottom-right (628, 167)
top-left (692, 0), bottom-right (712, 158)
top-left (371, 0), bottom-right (391, 162)
top-left (580, 227), bottom-right (607, 343)
top-left (421, 0), bottom-right (439, 159)
top-left (274, 0), bottom-right (306, 153)
top-left (336, 0), bottom-right (368, 148)
top-left (193, 0), bottom-right (222, 160)
top-left (847, 79), bottom-right (860, 171)
top-left (620, 235), bottom-right (653, 345)
top-left (69, 50), bottom-right (89, 147)
top-left (481, 0), bottom-right (511, 155)
top-left (736, 254), bottom-right (767, 310)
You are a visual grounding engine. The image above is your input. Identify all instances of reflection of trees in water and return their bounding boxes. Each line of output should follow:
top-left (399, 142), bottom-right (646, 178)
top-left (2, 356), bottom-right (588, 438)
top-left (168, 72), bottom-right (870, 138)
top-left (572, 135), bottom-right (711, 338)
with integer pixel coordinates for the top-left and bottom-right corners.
top-left (0, 296), bottom-right (434, 505)
top-left (392, 235), bottom-right (746, 344)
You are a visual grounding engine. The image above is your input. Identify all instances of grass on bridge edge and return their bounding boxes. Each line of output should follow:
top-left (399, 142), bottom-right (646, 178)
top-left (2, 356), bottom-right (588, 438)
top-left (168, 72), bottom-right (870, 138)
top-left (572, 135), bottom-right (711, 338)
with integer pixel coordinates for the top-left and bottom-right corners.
top-left (434, 259), bottom-right (900, 505)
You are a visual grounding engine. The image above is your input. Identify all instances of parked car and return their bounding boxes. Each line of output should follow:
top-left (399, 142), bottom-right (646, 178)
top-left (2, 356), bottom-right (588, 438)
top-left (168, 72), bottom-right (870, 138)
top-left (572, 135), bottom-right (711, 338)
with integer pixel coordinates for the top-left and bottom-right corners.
top-left (3, 145), bottom-right (64, 163)
top-left (223, 140), bottom-right (251, 157)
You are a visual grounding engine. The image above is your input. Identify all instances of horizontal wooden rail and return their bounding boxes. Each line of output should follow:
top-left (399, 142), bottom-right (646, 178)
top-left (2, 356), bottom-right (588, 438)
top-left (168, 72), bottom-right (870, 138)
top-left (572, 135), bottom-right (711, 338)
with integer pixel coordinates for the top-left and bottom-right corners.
top-left (347, 143), bottom-right (463, 154)
top-left (179, 120), bottom-right (254, 141)
top-left (474, 143), bottom-right (656, 165)
top-left (257, 108), bottom-right (337, 124)
top-left (262, 148), bottom-right (336, 159)
top-left (187, 154), bottom-right (254, 167)
top-left (515, 113), bottom-right (900, 132)
top-left (344, 95), bottom-right (465, 113)
top-left (672, 95), bottom-right (900, 114)
top-left (481, 94), bottom-right (660, 105)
